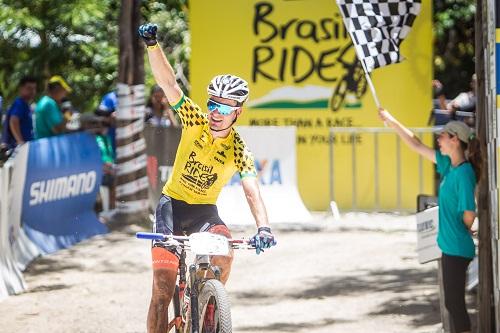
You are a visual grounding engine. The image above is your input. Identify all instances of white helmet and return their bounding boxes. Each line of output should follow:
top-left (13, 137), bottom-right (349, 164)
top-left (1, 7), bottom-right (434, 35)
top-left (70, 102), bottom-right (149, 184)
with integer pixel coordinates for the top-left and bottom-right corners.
top-left (207, 74), bottom-right (249, 105)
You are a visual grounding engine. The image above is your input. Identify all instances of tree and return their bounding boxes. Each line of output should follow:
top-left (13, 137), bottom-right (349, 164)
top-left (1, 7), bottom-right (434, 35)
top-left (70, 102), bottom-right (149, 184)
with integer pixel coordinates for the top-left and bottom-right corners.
top-left (433, 0), bottom-right (475, 99)
top-left (142, 0), bottom-right (190, 92)
top-left (0, 0), bottom-right (120, 112)
top-left (113, 0), bottom-right (148, 221)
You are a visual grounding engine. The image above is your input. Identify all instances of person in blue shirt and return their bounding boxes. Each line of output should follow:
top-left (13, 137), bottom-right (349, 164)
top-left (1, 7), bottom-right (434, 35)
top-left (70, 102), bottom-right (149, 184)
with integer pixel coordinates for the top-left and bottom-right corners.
top-left (1, 76), bottom-right (37, 149)
top-left (0, 92), bottom-right (3, 122)
top-left (379, 108), bottom-right (480, 333)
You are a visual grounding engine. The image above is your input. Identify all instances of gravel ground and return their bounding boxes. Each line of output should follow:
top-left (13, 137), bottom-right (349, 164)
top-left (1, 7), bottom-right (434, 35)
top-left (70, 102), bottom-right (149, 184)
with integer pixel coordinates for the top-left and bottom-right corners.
top-left (0, 213), bottom-right (476, 333)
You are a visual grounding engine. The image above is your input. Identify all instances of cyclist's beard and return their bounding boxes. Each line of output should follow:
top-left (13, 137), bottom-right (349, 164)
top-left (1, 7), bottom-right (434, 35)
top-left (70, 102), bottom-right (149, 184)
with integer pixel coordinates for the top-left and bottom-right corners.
top-left (210, 116), bottom-right (237, 132)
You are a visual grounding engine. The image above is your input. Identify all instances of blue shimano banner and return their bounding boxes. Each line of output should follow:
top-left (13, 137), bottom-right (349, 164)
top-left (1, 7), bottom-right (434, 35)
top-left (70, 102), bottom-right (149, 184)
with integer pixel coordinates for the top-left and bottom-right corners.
top-left (22, 132), bottom-right (107, 253)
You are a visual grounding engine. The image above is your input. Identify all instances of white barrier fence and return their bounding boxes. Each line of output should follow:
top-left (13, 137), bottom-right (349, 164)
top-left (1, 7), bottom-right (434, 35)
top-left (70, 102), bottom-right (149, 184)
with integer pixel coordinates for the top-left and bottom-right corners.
top-left (0, 133), bottom-right (106, 302)
top-left (0, 147), bottom-right (35, 300)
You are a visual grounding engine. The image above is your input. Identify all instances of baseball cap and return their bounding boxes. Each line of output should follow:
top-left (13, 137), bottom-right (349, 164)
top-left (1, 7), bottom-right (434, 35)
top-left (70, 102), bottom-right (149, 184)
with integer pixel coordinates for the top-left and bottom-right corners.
top-left (441, 121), bottom-right (472, 143)
top-left (48, 75), bottom-right (72, 93)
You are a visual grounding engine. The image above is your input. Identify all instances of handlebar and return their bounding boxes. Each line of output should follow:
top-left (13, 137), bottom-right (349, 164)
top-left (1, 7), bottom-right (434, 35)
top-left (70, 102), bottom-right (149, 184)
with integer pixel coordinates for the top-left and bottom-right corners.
top-left (136, 232), bottom-right (254, 250)
top-left (136, 232), bottom-right (188, 241)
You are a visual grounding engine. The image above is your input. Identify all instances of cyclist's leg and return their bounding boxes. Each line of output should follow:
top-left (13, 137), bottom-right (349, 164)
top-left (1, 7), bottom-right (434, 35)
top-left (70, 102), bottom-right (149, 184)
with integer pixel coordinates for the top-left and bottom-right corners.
top-left (148, 195), bottom-right (180, 333)
top-left (207, 224), bottom-right (234, 284)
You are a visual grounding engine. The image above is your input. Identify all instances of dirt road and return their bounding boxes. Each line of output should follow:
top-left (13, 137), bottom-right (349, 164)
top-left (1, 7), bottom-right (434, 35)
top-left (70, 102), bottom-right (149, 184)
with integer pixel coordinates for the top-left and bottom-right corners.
top-left (0, 213), bottom-right (475, 333)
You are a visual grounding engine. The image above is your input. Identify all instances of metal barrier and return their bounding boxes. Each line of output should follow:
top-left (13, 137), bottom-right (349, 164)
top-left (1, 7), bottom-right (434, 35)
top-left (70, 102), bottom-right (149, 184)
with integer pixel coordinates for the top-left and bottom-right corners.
top-left (328, 127), bottom-right (437, 212)
top-left (430, 109), bottom-right (475, 126)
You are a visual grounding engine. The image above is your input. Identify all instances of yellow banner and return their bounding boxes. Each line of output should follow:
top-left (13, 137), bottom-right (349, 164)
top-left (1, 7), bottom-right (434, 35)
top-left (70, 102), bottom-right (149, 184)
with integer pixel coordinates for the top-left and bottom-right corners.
top-left (190, 0), bottom-right (433, 210)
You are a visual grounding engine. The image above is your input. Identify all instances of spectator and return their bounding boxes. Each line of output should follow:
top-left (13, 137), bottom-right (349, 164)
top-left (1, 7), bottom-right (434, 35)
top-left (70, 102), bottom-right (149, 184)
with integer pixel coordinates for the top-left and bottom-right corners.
top-left (34, 75), bottom-right (72, 139)
top-left (96, 90), bottom-right (117, 158)
top-left (1, 76), bottom-right (37, 149)
top-left (0, 91), bottom-right (3, 123)
top-left (433, 79), bottom-right (447, 111)
top-left (145, 84), bottom-right (179, 127)
top-left (429, 79), bottom-right (450, 126)
top-left (447, 74), bottom-right (476, 126)
top-left (95, 121), bottom-right (115, 212)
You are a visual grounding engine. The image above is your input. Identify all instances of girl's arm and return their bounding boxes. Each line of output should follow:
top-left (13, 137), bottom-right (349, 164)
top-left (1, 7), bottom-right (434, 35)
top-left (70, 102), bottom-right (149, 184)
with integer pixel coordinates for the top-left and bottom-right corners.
top-left (463, 210), bottom-right (476, 230)
top-left (379, 108), bottom-right (436, 163)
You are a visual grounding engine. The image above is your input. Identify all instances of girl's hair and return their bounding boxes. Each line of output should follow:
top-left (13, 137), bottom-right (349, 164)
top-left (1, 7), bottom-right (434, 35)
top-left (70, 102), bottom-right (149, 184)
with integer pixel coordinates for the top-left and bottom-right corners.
top-left (461, 136), bottom-right (482, 182)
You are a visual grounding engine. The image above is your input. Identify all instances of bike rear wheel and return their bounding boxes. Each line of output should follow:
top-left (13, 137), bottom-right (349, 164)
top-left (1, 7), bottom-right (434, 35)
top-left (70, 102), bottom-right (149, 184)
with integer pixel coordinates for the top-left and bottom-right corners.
top-left (198, 279), bottom-right (232, 333)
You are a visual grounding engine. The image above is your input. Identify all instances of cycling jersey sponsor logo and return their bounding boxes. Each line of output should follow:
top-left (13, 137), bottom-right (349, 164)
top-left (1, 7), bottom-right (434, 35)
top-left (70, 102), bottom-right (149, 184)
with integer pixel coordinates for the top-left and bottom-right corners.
top-left (29, 171), bottom-right (97, 206)
top-left (214, 150), bottom-right (226, 165)
top-left (152, 258), bottom-right (178, 267)
top-left (182, 151), bottom-right (218, 191)
top-left (221, 143), bottom-right (230, 150)
top-left (194, 140), bottom-right (203, 149)
top-left (214, 155), bottom-right (225, 165)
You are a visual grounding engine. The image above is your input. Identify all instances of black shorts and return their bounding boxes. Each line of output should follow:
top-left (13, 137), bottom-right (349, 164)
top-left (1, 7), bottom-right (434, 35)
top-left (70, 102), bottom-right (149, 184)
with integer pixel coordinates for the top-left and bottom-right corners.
top-left (153, 194), bottom-right (226, 237)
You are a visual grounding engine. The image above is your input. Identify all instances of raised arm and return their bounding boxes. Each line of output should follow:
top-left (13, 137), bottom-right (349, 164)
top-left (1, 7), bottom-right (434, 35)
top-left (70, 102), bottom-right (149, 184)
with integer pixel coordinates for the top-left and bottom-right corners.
top-left (138, 23), bottom-right (182, 104)
top-left (379, 108), bottom-right (436, 163)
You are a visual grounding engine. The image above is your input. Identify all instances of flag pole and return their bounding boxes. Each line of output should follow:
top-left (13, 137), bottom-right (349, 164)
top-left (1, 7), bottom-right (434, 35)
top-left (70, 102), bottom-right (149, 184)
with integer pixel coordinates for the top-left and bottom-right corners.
top-left (358, 59), bottom-right (381, 109)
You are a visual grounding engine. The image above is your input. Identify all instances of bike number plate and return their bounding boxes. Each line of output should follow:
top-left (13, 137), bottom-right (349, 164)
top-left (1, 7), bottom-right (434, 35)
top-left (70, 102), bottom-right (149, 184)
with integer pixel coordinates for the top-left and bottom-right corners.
top-left (189, 232), bottom-right (229, 256)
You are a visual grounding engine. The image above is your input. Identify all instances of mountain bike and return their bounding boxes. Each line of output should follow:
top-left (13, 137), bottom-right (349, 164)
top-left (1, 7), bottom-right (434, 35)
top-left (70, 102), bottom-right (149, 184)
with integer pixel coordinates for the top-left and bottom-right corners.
top-left (136, 231), bottom-right (254, 333)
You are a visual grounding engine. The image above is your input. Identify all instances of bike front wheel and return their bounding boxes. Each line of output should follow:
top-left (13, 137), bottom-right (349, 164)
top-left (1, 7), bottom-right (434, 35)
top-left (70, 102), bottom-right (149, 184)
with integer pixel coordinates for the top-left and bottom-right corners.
top-left (330, 78), bottom-right (348, 112)
top-left (198, 279), bottom-right (232, 333)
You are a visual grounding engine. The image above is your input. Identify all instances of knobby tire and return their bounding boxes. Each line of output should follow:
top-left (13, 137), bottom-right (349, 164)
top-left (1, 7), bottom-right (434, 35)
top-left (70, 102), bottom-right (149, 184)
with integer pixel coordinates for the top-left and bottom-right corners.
top-left (198, 280), bottom-right (232, 333)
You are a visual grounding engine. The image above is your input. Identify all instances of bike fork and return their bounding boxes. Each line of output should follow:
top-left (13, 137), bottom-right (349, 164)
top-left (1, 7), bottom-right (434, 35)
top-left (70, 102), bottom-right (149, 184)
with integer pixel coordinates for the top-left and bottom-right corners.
top-left (189, 264), bottom-right (200, 333)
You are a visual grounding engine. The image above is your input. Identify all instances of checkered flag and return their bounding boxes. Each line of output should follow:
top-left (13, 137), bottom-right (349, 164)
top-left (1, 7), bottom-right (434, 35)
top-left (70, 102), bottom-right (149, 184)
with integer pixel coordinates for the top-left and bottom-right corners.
top-left (337, 0), bottom-right (421, 73)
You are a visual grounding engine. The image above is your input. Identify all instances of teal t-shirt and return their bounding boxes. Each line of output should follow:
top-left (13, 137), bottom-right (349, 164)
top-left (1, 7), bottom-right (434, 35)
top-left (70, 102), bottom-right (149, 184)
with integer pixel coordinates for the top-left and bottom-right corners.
top-left (35, 95), bottom-right (63, 139)
top-left (435, 150), bottom-right (476, 259)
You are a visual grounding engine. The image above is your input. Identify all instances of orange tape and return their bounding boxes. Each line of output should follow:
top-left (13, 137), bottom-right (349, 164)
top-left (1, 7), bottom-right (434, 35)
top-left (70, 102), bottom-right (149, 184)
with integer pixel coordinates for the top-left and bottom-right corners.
top-left (208, 225), bottom-right (232, 239)
top-left (152, 247), bottom-right (179, 271)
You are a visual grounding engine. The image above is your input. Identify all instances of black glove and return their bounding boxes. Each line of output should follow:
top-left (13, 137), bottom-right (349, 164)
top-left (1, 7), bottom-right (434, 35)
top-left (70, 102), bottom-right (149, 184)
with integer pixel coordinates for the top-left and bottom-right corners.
top-left (138, 23), bottom-right (158, 46)
top-left (250, 227), bottom-right (277, 255)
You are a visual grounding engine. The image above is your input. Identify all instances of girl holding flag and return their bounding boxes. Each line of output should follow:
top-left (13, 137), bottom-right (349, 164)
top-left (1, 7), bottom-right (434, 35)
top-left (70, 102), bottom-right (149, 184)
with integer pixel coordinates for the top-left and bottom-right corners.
top-left (379, 108), bottom-right (480, 333)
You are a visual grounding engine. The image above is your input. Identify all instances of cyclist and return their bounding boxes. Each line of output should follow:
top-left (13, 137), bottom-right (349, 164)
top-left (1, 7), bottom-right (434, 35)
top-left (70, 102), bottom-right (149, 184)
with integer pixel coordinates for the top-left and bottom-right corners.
top-left (139, 23), bottom-right (276, 333)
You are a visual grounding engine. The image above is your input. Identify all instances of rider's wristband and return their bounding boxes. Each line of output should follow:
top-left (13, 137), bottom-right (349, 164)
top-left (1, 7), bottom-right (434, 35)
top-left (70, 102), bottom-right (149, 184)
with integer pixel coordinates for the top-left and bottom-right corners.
top-left (146, 42), bottom-right (159, 50)
top-left (258, 226), bottom-right (271, 234)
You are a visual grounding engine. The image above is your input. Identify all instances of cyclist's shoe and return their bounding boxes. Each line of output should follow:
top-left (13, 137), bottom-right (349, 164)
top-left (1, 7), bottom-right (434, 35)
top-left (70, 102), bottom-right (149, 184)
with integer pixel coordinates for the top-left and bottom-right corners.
top-left (138, 23), bottom-right (158, 46)
top-left (250, 227), bottom-right (277, 255)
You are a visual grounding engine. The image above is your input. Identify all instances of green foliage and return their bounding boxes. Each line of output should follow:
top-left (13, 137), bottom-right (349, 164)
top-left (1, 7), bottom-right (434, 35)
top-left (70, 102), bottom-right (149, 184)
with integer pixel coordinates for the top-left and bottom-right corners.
top-left (0, 0), bottom-right (474, 110)
top-left (142, 0), bottom-right (191, 94)
top-left (433, 0), bottom-right (475, 99)
top-left (0, 0), bottom-right (120, 112)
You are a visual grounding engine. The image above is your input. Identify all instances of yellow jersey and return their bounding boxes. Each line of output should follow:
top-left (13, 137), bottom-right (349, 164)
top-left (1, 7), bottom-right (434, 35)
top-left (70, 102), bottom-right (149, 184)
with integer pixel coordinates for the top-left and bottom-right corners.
top-left (162, 94), bottom-right (257, 204)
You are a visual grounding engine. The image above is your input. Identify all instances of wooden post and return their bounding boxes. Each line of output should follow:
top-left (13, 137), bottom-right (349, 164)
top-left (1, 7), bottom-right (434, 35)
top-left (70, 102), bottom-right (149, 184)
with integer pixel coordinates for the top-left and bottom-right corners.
top-left (475, 0), bottom-right (496, 331)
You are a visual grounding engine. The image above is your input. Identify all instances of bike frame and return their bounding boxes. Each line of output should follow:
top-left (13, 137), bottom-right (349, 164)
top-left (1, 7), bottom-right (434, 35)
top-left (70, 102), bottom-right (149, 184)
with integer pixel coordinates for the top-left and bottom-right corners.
top-left (138, 232), bottom-right (252, 333)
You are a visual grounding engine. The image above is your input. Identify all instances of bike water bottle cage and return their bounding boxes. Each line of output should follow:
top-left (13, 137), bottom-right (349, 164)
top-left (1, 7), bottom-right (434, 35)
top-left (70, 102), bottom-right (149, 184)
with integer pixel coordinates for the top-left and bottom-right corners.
top-left (207, 99), bottom-right (239, 116)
